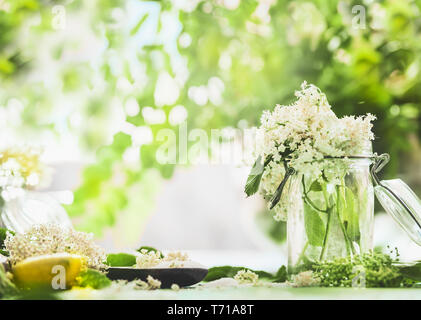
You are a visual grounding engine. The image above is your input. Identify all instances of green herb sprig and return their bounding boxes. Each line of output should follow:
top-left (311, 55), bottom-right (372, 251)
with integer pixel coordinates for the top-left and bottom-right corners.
top-left (312, 251), bottom-right (416, 288)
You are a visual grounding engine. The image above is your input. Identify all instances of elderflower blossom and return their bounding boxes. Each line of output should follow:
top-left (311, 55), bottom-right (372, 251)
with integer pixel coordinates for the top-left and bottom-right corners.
top-left (290, 270), bottom-right (320, 287)
top-left (0, 146), bottom-right (50, 201)
top-left (165, 251), bottom-right (189, 262)
top-left (163, 251), bottom-right (189, 268)
top-left (4, 223), bottom-right (106, 268)
top-left (171, 283), bottom-right (180, 291)
top-left (134, 275), bottom-right (162, 290)
top-left (146, 275), bottom-right (162, 289)
top-left (234, 269), bottom-right (259, 285)
top-left (136, 250), bottom-right (191, 268)
top-left (136, 249), bottom-right (163, 268)
top-left (255, 82), bottom-right (375, 220)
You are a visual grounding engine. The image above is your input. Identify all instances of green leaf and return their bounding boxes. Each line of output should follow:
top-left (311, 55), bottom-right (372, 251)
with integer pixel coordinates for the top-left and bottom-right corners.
top-left (397, 262), bottom-right (421, 281)
top-left (244, 156), bottom-right (265, 197)
top-left (0, 264), bottom-right (18, 298)
top-left (105, 253), bottom-right (137, 267)
top-left (309, 180), bottom-right (323, 192)
top-left (273, 265), bottom-right (287, 283)
top-left (337, 186), bottom-right (360, 241)
top-left (136, 246), bottom-right (164, 258)
top-left (245, 156), bottom-right (273, 197)
top-left (304, 202), bottom-right (326, 246)
top-left (0, 228), bottom-right (14, 257)
top-left (76, 269), bottom-right (112, 289)
top-left (0, 227), bottom-right (13, 246)
top-left (252, 270), bottom-right (274, 279)
top-left (0, 250), bottom-right (8, 257)
top-left (203, 266), bottom-right (276, 282)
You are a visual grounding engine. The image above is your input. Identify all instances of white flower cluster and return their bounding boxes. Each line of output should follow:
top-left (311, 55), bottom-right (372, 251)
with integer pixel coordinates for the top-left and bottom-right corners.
top-left (136, 250), bottom-right (163, 268)
top-left (134, 275), bottom-right (162, 290)
top-left (233, 269), bottom-right (259, 285)
top-left (171, 283), bottom-right (180, 291)
top-left (0, 146), bottom-right (50, 201)
top-left (257, 82), bottom-right (375, 220)
top-left (289, 270), bottom-right (320, 287)
top-left (165, 251), bottom-right (189, 262)
top-left (135, 250), bottom-right (190, 269)
top-left (4, 223), bottom-right (106, 268)
top-left (164, 251), bottom-right (189, 268)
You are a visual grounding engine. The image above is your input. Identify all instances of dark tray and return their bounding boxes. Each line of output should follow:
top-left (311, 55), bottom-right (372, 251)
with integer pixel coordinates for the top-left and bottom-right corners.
top-left (106, 267), bottom-right (208, 288)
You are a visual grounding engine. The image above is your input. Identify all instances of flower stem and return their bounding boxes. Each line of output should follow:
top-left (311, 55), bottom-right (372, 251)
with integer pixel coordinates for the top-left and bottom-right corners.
top-left (296, 241), bottom-right (309, 266)
top-left (301, 177), bottom-right (327, 213)
top-left (335, 185), bottom-right (357, 256)
top-left (319, 185), bottom-right (332, 261)
top-left (319, 208), bottom-right (331, 261)
top-left (0, 193), bottom-right (4, 212)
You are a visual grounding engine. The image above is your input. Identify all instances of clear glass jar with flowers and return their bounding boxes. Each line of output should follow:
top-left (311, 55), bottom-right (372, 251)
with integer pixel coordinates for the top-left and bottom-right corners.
top-left (245, 82), bottom-right (376, 273)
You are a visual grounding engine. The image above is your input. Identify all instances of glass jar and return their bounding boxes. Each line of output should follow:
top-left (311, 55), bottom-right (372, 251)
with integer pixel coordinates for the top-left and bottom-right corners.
top-left (0, 190), bottom-right (72, 233)
top-left (286, 156), bottom-right (374, 273)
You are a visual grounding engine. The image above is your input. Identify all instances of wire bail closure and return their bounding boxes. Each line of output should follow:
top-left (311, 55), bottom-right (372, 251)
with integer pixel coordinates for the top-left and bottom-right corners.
top-left (370, 153), bottom-right (390, 185)
top-left (269, 166), bottom-right (295, 209)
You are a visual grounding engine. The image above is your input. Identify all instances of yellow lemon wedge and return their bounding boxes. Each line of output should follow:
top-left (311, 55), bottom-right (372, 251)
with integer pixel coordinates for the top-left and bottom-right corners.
top-left (12, 253), bottom-right (85, 289)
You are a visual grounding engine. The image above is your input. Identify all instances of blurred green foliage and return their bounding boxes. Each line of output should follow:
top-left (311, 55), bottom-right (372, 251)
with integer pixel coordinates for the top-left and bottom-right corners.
top-left (1, 0), bottom-right (421, 238)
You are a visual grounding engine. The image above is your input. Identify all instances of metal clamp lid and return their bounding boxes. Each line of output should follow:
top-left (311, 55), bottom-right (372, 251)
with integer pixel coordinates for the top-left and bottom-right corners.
top-left (371, 153), bottom-right (421, 245)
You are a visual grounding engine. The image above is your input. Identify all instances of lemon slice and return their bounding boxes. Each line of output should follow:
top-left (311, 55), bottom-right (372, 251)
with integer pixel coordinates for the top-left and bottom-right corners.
top-left (12, 253), bottom-right (85, 289)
